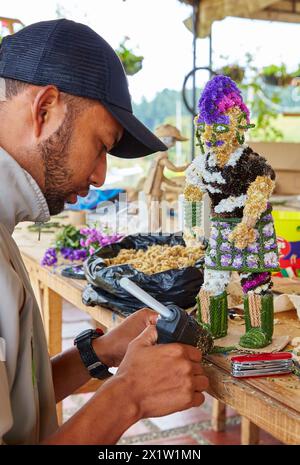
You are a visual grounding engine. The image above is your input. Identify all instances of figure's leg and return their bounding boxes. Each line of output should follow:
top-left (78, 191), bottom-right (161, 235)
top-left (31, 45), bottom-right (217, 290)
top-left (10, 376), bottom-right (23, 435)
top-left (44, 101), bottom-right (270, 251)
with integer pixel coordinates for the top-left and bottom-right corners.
top-left (239, 272), bottom-right (274, 348)
top-left (197, 269), bottom-right (231, 338)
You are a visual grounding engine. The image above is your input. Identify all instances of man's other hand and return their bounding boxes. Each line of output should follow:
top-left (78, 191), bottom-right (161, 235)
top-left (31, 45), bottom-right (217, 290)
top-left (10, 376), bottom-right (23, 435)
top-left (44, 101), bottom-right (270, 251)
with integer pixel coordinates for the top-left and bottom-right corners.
top-left (93, 308), bottom-right (158, 367)
top-left (114, 323), bottom-right (209, 419)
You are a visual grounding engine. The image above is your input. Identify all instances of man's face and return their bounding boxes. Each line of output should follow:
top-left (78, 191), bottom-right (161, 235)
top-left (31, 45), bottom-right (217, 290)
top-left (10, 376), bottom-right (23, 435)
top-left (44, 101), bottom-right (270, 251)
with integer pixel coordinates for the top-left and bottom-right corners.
top-left (39, 102), bottom-right (123, 215)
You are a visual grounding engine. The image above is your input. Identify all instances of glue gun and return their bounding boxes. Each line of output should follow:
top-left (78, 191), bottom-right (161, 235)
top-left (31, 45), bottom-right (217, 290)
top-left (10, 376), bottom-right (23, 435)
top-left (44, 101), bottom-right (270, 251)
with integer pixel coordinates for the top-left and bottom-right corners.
top-left (119, 277), bottom-right (213, 354)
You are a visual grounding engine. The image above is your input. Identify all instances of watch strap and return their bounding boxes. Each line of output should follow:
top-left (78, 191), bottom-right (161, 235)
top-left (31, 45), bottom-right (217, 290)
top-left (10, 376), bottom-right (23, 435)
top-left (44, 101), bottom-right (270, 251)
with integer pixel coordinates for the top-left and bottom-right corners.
top-left (74, 329), bottom-right (112, 380)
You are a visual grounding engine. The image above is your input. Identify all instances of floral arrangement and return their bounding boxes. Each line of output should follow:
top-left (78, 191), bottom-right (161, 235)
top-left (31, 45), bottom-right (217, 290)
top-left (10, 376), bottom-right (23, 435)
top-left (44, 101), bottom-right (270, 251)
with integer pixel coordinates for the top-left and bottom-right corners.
top-left (41, 225), bottom-right (122, 266)
top-left (184, 75), bottom-right (279, 349)
top-left (197, 75), bottom-right (250, 126)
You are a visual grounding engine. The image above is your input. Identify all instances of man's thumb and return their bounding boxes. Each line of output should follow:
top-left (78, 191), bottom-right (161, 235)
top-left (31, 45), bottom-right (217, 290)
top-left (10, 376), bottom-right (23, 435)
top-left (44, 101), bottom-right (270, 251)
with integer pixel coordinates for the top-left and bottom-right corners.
top-left (135, 323), bottom-right (158, 346)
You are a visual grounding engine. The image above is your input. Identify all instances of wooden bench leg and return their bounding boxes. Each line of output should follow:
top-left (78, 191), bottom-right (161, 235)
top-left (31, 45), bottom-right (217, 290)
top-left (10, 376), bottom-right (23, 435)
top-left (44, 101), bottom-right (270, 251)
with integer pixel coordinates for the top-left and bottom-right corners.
top-left (42, 286), bottom-right (63, 424)
top-left (241, 417), bottom-right (260, 445)
top-left (212, 399), bottom-right (226, 432)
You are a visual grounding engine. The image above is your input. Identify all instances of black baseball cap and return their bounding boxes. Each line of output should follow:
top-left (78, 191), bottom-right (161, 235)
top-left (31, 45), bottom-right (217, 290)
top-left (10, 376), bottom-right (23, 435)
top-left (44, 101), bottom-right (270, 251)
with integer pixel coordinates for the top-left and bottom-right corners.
top-left (0, 19), bottom-right (167, 158)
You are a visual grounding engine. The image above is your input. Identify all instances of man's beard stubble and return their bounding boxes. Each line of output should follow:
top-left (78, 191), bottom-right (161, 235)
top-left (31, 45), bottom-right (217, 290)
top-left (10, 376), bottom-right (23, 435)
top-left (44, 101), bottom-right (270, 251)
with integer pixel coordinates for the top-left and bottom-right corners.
top-left (38, 111), bottom-right (75, 216)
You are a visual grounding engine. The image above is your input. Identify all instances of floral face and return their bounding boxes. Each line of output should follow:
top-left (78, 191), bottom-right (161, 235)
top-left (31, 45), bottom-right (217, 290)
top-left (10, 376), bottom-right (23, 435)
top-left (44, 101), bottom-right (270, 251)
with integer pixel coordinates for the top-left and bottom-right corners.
top-left (195, 107), bottom-right (254, 157)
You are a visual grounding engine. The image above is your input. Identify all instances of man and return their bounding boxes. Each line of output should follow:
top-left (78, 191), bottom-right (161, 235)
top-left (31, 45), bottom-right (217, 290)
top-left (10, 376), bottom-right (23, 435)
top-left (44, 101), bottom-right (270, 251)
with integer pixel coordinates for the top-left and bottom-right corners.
top-left (0, 19), bottom-right (208, 445)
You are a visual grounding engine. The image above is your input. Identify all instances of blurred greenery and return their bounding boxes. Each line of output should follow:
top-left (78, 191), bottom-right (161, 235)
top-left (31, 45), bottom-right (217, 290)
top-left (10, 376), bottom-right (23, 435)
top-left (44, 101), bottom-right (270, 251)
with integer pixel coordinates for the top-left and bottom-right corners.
top-left (116, 38), bottom-right (143, 76)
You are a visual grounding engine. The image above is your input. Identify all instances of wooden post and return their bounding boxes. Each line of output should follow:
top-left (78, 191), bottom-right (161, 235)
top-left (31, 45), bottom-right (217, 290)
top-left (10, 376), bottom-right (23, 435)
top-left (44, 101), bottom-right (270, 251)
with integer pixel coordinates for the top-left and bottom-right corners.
top-left (241, 417), bottom-right (260, 445)
top-left (42, 286), bottom-right (63, 424)
top-left (211, 399), bottom-right (226, 432)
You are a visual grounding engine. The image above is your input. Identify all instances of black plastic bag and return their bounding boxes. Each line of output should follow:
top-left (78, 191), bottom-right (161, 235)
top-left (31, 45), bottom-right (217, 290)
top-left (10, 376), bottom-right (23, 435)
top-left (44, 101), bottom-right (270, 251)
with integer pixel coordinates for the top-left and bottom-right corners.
top-left (82, 233), bottom-right (204, 316)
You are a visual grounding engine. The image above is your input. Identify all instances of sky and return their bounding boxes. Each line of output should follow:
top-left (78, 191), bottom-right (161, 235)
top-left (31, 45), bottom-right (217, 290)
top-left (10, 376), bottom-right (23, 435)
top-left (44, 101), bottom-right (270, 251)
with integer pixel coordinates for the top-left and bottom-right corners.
top-left (1, 0), bottom-right (300, 103)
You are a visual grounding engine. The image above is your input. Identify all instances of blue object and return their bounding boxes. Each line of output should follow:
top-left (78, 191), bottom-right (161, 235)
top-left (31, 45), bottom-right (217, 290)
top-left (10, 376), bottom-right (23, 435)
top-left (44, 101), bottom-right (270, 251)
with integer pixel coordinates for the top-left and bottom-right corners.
top-left (66, 189), bottom-right (125, 211)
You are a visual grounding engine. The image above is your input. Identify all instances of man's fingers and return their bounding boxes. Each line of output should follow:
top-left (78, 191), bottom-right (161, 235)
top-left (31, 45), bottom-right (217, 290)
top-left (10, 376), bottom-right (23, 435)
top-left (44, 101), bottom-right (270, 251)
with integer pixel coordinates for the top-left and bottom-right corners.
top-left (191, 363), bottom-right (204, 376)
top-left (194, 375), bottom-right (209, 392)
top-left (191, 392), bottom-right (205, 407)
top-left (133, 323), bottom-right (158, 347)
top-left (183, 345), bottom-right (203, 363)
top-left (137, 308), bottom-right (159, 325)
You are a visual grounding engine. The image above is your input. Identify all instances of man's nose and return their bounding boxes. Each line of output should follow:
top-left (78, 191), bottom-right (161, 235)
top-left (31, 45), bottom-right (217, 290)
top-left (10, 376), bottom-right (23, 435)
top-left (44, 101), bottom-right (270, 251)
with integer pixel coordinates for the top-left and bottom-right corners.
top-left (89, 155), bottom-right (107, 188)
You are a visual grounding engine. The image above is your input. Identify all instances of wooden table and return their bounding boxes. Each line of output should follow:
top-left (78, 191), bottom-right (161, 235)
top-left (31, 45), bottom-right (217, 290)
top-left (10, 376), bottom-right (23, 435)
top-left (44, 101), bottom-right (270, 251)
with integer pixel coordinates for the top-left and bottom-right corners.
top-left (13, 224), bottom-right (300, 445)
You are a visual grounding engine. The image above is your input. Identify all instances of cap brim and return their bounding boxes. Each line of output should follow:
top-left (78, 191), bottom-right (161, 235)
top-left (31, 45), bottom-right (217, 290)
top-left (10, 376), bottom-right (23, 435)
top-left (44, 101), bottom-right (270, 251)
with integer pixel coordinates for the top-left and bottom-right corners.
top-left (102, 102), bottom-right (167, 158)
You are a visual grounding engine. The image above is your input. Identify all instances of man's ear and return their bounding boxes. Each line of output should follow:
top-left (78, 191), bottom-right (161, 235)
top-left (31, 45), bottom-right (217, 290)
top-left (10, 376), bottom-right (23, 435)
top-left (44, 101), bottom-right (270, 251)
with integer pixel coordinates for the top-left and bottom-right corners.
top-left (31, 85), bottom-right (65, 139)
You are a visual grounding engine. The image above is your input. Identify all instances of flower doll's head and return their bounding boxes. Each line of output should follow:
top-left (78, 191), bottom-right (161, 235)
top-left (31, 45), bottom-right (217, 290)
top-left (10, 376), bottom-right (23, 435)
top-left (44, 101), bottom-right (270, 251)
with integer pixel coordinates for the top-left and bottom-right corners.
top-left (195, 75), bottom-right (254, 164)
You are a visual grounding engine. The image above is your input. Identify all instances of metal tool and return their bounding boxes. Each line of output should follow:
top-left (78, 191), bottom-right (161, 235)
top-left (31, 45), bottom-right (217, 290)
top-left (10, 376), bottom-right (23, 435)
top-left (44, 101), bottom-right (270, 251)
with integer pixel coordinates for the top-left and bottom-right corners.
top-left (119, 277), bottom-right (213, 354)
top-left (231, 353), bottom-right (293, 378)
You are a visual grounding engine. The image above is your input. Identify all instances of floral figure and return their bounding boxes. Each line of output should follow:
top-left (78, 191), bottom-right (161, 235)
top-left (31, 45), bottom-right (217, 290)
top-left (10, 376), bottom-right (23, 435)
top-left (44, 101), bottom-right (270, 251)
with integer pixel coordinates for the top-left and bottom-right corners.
top-left (184, 75), bottom-right (279, 349)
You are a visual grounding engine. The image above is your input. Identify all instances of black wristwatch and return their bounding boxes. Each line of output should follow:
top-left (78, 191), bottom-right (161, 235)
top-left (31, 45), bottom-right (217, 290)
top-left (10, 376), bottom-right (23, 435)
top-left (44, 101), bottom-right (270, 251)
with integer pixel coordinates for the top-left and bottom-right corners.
top-left (74, 328), bottom-right (112, 380)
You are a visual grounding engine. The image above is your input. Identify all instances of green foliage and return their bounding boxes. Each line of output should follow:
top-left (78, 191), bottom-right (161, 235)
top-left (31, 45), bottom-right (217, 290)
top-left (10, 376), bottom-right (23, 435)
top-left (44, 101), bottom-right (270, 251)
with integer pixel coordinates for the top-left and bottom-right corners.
top-left (116, 38), bottom-right (143, 76)
top-left (133, 88), bottom-right (192, 131)
top-left (217, 64), bottom-right (245, 84)
top-left (261, 63), bottom-right (300, 86)
top-left (261, 64), bottom-right (291, 86)
top-left (240, 54), bottom-right (283, 141)
top-left (55, 225), bottom-right (84, 250)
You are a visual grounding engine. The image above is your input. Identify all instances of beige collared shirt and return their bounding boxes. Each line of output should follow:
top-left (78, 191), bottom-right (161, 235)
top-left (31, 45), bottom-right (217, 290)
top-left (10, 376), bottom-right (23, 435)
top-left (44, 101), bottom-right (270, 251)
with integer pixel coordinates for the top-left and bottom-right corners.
top-left (0, 148), bottom-right (58, 444)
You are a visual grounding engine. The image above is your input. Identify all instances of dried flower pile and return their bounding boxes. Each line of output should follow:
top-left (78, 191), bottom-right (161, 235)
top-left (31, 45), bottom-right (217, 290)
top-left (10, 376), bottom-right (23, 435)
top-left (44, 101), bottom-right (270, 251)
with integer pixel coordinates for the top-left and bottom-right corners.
top-left (104, 244), bottom-right (205, 275)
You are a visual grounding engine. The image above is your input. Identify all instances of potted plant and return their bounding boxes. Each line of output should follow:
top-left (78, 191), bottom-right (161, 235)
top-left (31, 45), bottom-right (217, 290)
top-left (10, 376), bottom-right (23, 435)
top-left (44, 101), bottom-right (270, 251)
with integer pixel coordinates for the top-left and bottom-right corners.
top-left (217, 64), bottom-right (245, 84)
top-left (261, 64), bottom-right (293, 87)
top-left (116, 37), bottom-right (144, 76)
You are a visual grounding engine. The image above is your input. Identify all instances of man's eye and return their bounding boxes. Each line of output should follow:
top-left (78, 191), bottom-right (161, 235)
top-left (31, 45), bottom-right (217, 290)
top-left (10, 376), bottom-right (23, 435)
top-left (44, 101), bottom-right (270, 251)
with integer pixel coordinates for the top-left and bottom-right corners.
top-left (213, 124), bottom-right (229, 133)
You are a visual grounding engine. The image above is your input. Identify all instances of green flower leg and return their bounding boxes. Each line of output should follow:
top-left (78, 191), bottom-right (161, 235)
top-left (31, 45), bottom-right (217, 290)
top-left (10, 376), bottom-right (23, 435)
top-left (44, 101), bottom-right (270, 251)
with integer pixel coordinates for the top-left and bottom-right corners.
top-left (239, 292), bottom-right (274, 349)
top-left (197, 290), bottom-right (228, 339)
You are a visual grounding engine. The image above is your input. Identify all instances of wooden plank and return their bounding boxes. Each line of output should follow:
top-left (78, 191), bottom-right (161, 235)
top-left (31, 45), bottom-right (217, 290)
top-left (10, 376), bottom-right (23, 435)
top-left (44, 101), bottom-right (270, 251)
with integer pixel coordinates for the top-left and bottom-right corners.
top-left (41, 285), bottom-right (63, 425)
top-left (243, 10), bottom-right (300, 23)
top-left (211, 399), bottom-right (226, 432)
top-left (241, 418), bottom-right (260, 445)
top-left (207, 314), bottom-right (300, 415)
top-left (21, 253), bottom-right (124, 331)
top-left (204, 363), bottom-right (300, 445)
top-left (42, 286), bottom-right (62, 357)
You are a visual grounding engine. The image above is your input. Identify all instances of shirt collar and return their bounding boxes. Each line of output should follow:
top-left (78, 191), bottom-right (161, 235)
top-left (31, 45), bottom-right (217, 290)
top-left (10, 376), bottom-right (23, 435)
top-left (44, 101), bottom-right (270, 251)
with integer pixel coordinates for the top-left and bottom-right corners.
top-left (0, 148), bottom-right (50, 234)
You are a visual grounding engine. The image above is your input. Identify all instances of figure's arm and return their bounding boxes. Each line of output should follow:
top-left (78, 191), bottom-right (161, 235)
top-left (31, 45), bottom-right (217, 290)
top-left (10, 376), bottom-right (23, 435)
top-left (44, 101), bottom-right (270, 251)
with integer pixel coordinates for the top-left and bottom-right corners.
top-left (161, 158), bottom-right (189, 172)
top-left (162, 176), bottom-right (181, 188)
top-left (243, 175), bottom-right (275, 227)
top-left (229, 175), bottom-right (275, 249)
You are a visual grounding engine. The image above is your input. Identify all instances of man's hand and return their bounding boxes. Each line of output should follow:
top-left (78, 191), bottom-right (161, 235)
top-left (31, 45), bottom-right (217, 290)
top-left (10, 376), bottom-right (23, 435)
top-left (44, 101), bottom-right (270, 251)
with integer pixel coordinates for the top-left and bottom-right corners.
top-left (229, 222), bottom-right (256, 249)
top-left (113, 323), bottom-right (209, 419)
top-left (93, 308), bottom-right (158, 367)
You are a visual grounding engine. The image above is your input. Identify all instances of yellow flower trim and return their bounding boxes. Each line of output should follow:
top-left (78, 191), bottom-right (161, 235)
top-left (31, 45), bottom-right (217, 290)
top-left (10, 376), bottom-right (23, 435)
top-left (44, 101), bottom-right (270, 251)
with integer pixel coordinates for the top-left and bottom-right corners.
top-left (184, 184), bottom-right (203, 201)
top-left (243, 176), bottom-right (275, 222)
top-left (229, 223), bottom-right (256, 250)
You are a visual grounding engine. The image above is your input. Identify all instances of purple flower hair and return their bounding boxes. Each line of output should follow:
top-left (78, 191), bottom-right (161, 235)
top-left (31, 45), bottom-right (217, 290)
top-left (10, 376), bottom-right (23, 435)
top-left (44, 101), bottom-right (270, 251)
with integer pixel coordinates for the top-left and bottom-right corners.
top-left (197, 75), bottom-right (250, 125)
